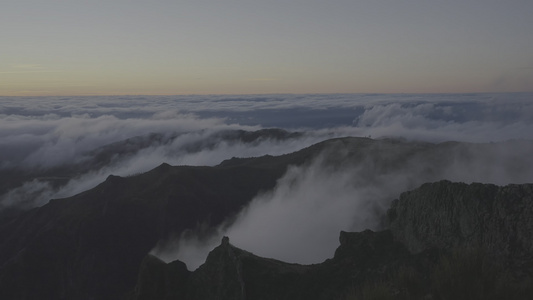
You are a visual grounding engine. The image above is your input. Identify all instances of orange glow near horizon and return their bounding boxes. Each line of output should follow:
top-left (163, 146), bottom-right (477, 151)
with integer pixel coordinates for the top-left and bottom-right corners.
top-left (2, 1), bottom-right (532, 97)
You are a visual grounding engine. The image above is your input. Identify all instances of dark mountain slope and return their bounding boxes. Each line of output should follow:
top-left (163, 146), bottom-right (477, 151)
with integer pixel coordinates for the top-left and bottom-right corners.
top-left (0, 128), bottom-right (302, 213)
top-left (0, 163), bottom-right (290, 299)
top-left (132, 231), bottom-right (421, 300)
top-left (1, 137), bottom-right (533, 299)
top-left (0, 132), bottom-right (322, 299)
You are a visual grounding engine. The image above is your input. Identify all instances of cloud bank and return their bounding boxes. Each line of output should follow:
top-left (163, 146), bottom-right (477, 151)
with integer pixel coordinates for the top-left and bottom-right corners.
top-left (2, 93), bottom-right (532, 206)
top-left (2, 93), bottom-right (532, 201)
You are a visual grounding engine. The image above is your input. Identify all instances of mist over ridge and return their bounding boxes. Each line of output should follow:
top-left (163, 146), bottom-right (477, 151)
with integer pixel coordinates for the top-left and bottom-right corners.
top-left (2, 93), bottom-right (533, 171)
top-left (2, 93), bottom-right (533, 267)
top-left (0, 93), bottom-right (533, 246)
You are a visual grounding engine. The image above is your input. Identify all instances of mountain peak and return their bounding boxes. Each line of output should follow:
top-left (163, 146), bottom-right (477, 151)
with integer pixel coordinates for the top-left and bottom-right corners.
top-left (221, 236), bottom-right (230, 246)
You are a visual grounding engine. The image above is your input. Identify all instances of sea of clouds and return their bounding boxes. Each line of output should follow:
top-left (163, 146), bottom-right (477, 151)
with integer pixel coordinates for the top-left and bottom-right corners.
top-left (2, 93), bottom-right (532, 172)
top-left (2, 93), bottom-right (533, 268)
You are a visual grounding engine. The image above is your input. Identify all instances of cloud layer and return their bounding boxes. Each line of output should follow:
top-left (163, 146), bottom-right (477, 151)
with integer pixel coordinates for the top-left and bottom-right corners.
top-left (2, 93), bottom-right (532, 199)
top-left (2, 93), bottom-right (533, 205)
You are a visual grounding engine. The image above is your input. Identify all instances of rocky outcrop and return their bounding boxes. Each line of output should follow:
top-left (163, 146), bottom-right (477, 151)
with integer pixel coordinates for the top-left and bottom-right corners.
top-left (186, 236), bottom-right (248, 300)
top-left (388, 180), bottom-right (533, 263)
top-left (130, 255), bottom-right (190, 300)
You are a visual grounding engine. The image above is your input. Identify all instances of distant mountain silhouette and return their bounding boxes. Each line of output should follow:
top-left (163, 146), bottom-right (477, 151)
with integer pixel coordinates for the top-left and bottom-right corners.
top-left (0, 128), bottom-right (302, 197)
top-left (0, 128), bottom-right (303, 219)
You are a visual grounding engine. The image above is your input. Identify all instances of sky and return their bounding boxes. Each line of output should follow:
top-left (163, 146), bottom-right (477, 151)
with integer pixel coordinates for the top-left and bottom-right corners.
top-left (2, 0), bottom-right (532, 96)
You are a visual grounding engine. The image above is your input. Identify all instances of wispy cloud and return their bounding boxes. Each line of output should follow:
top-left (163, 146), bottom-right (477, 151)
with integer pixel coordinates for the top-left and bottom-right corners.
top-left (13, 64), bottom-right (44, 69)
top-left (0, 64), bottom-right (60, 74)
top-left (245, 78), bottom-right (279, 81)
top-left (0, 71), bottom-right (60, 74)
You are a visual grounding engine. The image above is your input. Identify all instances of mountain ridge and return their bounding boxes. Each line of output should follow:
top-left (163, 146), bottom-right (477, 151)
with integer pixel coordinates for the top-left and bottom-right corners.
top-left (1, 134), bottom-right (533, 299)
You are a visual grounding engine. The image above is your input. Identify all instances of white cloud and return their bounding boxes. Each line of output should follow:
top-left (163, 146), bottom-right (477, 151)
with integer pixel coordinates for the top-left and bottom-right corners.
top-left (1, 93), bottom-right (533, 205)
top-left (0, 111), bottom-right (235, 169)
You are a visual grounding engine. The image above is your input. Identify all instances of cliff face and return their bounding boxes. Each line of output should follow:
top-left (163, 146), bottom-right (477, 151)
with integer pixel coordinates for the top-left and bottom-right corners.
top-left (388, 180), bottom-right (533, 262)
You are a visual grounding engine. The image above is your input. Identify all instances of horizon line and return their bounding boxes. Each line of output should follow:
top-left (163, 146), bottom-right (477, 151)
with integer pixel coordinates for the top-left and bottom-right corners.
top-left (2, 91), bottom-right (532, 98)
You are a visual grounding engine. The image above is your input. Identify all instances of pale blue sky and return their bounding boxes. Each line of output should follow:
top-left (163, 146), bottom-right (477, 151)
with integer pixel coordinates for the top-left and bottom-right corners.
top-left (2, 0), bottom-right (532, 95)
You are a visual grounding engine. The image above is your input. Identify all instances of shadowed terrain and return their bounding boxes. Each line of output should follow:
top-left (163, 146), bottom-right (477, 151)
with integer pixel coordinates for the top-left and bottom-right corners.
top-left (1, 133), bottom-right (533, 299)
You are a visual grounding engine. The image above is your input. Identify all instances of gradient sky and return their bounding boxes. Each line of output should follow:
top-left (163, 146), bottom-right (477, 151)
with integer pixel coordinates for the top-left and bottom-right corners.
top-left (2, 0), bottom-right (532, 96)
